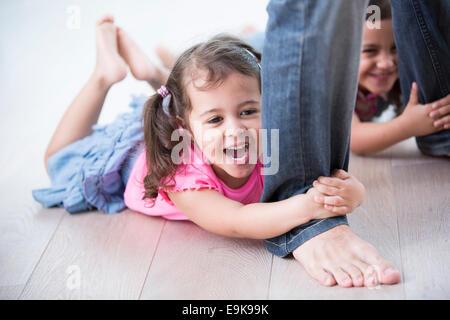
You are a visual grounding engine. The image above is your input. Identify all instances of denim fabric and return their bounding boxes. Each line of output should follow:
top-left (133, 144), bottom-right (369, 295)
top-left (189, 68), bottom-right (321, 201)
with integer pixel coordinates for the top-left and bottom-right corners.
top-left (391, 0), bottom-right (450, 155)
top-left (32, 95), bottom-right (147, 214)
top-left (260, 0), bottom-right (368, 257)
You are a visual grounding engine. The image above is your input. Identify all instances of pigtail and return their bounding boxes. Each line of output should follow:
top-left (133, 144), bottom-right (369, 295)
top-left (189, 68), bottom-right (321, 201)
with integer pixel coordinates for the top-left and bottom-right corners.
top-left (142, 92), bottom-right (180, 202)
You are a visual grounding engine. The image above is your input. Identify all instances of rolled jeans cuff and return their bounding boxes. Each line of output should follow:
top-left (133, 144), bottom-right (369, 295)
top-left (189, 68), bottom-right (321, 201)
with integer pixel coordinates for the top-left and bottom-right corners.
top-left (263, 215), bottom-right (349, 258)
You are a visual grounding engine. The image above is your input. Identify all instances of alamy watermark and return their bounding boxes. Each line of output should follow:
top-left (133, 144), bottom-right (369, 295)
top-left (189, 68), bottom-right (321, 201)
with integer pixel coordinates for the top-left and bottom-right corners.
top-left (66, 5), bottom-right (81, 30)
top-left (366, 4), bottom-right (381, 29)
top-left (66, 264), bottom-right (81, 290)
top-left (169, 127), bottom-right (280, 176)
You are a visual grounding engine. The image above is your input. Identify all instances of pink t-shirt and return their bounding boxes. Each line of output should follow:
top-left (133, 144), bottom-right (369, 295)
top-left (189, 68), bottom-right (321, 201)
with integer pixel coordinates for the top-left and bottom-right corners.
top-left (124, 144), bottom-right (264, 220)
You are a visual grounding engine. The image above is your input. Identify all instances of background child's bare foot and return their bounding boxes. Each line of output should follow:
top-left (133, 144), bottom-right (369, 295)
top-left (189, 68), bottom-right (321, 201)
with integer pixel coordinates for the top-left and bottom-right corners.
top-left (293, 225), bottom-right (401, 288)
top-left (238, 24), bottom-right (258, 38)
top-left (155, 44), bottom-right (178, 71)
top-left (93, 15), bottom-right (127, 87)
top-left (117, 27), bottom-right (169, 90)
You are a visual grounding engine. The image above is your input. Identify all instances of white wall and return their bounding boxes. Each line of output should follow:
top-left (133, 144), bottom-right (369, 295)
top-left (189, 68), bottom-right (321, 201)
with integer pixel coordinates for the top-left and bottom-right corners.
top-left (0, 0), bottom-right (268, 167)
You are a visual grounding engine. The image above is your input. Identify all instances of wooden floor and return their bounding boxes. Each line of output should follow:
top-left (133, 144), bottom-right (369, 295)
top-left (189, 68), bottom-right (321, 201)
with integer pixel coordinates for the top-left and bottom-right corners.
top-left (0, 136), bottom-right (448, 300)
top-left (12, 0), bottom-right (450, 301)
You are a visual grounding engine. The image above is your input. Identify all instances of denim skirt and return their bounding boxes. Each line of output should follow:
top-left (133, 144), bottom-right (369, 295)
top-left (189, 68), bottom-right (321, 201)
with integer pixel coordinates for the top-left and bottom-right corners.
top-left (32, 95), bottom-right (147, 214)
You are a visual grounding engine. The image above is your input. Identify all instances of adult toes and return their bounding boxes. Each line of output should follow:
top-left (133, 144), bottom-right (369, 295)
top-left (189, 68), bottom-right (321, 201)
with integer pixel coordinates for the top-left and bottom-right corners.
top-left (343, 264), bottom-right (364, 287)
top-left (326, 266), bottom-right (353, 288)
top-left (351, 259), bottom-right (378, 287)
top-left (305, 264), bottom-right (337, 287)
top-left (356, 244), bottom-right (401, 285)
top-left (379, 266), bottom-right (401, 284)
top-left (364, 255), bottom-right (400, 285)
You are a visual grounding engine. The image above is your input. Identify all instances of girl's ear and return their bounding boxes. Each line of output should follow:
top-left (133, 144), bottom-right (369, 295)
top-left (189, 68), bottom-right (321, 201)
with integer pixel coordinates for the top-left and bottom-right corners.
top-left (175, 115), bottom-right (185, 127)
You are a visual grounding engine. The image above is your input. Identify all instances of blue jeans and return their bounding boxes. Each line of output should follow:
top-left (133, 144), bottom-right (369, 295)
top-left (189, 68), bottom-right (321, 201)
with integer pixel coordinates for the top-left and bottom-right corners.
top-left (391, 0), bottom-right (450, 156)
top-left (260, 0), bottom-right (368, 257)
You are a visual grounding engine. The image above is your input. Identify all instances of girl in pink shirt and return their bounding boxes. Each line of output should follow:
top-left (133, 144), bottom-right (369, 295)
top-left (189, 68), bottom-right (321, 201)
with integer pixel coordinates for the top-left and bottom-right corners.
top-left (36, 15), bottom-right (366, 240)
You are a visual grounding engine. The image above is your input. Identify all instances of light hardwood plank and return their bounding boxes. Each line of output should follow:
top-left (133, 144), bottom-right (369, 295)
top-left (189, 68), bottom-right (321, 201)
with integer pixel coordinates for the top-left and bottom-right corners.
top-left (19, 210), bottom-right (165, 299)
top-left (392, 161), bottom-right (450, 299)
top-left (0, 285), bottom-right (24, 300)
top-left (140, 220), bottom-right (272, 299)
top-left (0, 141), bottom-right (64, 293)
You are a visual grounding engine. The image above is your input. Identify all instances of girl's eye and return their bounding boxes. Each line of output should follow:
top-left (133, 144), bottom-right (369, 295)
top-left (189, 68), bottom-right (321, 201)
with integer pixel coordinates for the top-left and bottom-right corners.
top-left (241, 109), bottom-right (257, 116)
top-left (362, 49), bottom-right (377, 54)
top-left (207, 116), bottom-right (223, 124)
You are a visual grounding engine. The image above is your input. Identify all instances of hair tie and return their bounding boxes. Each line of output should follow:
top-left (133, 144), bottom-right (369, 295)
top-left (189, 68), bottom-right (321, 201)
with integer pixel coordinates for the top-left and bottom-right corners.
top-left (243, 48), bottom-right (261, 70)
top-left (157, 85), bottom-right (172, 116)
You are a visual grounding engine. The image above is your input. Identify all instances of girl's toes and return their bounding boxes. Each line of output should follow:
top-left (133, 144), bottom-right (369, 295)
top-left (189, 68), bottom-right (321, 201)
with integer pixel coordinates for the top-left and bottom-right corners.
top-left (97, 14), bottom-right (114, 26)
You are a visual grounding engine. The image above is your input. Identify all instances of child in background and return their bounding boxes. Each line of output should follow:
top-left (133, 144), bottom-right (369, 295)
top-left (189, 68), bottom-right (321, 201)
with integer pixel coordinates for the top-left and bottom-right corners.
top-left (351, 0), bottom-right (450, 155)
top-left (154, 0), bottom-right (450, 156)
top-left (33, 16), bottom-right (365, 242)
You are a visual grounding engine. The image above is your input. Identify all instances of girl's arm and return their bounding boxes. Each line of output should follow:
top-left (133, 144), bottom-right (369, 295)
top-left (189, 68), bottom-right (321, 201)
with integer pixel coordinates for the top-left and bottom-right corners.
top-left (351, 83), bottom-right (450, 155)
top-left (168, 187), bottom-right (341, 240)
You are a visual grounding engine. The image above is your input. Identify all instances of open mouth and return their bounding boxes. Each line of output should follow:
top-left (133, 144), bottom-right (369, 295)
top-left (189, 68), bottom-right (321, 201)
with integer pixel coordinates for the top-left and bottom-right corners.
top-left (223, 143), bottom-right (250, 162)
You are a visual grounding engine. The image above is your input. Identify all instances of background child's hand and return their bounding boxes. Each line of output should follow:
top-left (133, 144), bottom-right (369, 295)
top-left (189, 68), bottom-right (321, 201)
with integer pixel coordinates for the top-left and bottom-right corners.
top-left (400, 82), bottom-right (450, 136)
top-left (312, 169), bottom-right (365, 214)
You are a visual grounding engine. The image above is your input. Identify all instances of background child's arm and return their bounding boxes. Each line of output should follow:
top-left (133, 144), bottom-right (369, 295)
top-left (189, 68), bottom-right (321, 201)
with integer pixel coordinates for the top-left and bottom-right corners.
top-left (351, 83), bottom-right (450, 155)
top-left (350, 113), bottom-right (411, 154)
top-left (168, 187), bottom-right (342, 240)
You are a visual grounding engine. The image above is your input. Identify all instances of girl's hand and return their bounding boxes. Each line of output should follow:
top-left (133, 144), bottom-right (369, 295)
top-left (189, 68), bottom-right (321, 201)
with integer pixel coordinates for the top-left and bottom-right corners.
top-left (305, 187), bottom-right (348, 219)
top-left (400, 82), bottom-right (449, 136)
top-left (428, 93), bottom-right (450, 130)
top-left (312, 169), bottom-right (365, 214)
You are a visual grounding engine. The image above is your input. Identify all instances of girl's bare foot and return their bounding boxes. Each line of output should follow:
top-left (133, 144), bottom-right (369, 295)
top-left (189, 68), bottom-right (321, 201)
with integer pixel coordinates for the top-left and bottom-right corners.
top-left (117, 27), bottom-right (169, 90)
top-left (293, 225), bottom-right (401, 288)
top-left (155, 44), bottom-right (178, 70)
top-left (93, 15), bottom-right (127, 88)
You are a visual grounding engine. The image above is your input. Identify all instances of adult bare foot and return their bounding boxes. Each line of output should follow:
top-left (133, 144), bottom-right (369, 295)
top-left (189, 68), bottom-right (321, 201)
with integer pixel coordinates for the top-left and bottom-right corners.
top-left (93, 15), bottom-right (127, 88)
top-left (117, 27), bottom-right (169, 90)
top-left (292, 225), bottom-right (401, 288)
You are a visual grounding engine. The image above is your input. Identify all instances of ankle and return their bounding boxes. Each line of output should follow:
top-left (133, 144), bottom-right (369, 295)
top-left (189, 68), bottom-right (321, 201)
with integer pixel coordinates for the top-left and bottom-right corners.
top-left (90, 69), bottom-right (114, 91)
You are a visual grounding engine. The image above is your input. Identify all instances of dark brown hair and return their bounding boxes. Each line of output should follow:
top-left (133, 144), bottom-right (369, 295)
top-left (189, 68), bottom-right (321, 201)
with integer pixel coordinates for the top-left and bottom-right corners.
top-left (141, 34), bottom-right (261, 203)
top-left (364, 0), bottom-right (402, 110)
top-left (366, 0), bottom-right (392, 20)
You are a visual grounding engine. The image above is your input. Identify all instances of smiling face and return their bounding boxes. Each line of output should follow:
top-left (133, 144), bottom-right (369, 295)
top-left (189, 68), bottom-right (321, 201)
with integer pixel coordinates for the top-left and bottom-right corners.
top-left (359, 19), bottom-right (398, 95)
top-left (186, 70), bottom-right (261, 189)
